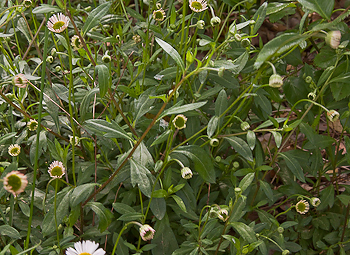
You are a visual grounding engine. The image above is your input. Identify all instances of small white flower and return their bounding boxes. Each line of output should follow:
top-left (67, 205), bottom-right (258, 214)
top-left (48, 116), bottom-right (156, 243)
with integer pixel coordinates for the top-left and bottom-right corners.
top-left (295, 200), bottom-right (309, 214)
top-left (326, 30), bottom-right (341, 49)
top-left (47, 13), bottom-right (69, 33)
top-left (197, 20), bottom-right (205, 29)
top-left (27, 119), bottom-right (38, 131)
top-left (172, 114), bottom-right (187, 130)
top-left (210, 16), bottom-right (221, 26)
top-left (3, 171), bottom-right (28, 197)
top-left (65, 240), bottom-right (106, 255)
top-left (48, 161), bottom-right (65, 179)
top-left (181, 167), bottom-right (193, 179)
top-left (139, 224), bottom-right (156, 241)
top-left (269, 74), bottom-right (283, 88)
top-left (153, 8), bottom-right (166, 21)
top-left (69, 135), bottom-right (79, 146)
top-left (133, 35), bottom-right (141, 44)
top-left (8, 144), bottom-right (21, 156)
top-left (218, 209), bottom-right (229, 222)
top-left (12, 74), bottom-right (28, 88)
top-left (189, 0), bottom-right (207, 12)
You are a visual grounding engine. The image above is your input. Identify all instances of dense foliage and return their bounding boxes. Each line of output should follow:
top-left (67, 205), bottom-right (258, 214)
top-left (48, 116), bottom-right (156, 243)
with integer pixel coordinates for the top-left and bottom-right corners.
top-left (0, 0), bottom-right (350, 254)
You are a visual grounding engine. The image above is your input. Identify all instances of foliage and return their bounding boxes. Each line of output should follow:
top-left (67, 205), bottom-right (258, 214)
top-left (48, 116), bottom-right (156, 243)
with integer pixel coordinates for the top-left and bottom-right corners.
top-left (0, 0), bottom-right (350, 254)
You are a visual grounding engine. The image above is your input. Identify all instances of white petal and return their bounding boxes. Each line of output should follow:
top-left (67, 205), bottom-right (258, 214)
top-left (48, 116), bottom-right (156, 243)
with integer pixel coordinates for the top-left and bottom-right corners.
top-left (65, 247), bottom-right (78, 255)
top-left (74, 241), bottom-right (83, 253)
top-left (92, 248), bottom-right (106, 255)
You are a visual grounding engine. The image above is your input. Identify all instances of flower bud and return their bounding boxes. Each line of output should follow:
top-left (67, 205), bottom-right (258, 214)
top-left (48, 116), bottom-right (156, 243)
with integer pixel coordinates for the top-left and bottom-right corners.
top-left (196, 20), bottom-right (205, 29)
top-left (181, 167), bottom-right (193, 179)
top-left (240, 121), bottom-right (250, 131)
top-left (269, 74), bottom-right (283, 88)
top-left (55, 66), bottom-right (61, 72)
top-left (186, 50), bottom-right (194, 64)
top-left (232, 161), bottom-right (239, 169)
top-left (215, 156), bottom-right (221, 163)
top-left (241, 38), bottom-right (250, 48)
top-left (51, 48), bottom-right (57, 56)
top-left (23, 0), bottom-right (32, 8)
top-left (102, 54), bottom-right (111, 63)
top-left (133, 35), bottom-right (141, 43)
top-left (310, 197), bottom-right (321, 207)
top-left (210, 138), bottom-right (219, 147)
top-left (242, 247), bottom-right (249, 254)
top-left (305, 76), bottom-right (312, 83)
top-left (173, 114), bottom-right (187, 129)
top-left (234, 34), bottom-right (242, 42)
top-left (326, 30), bottom-right (341, 49)
top-left (234, 187), bottom-right (242, 195)
top-left (282, 250), bottom-right (290, 255)
top-left (327, 110), bottom-right (340, 122)
top-left (277, 227), bottom-right (284, 234)
top-left (210, 16), bottom-right (221, 26)
top-left (218, 67), bottom-right (225, 77)
top-left (84, 6), bottom-right (92, 12)
top-left (46, 55), bottom-right (54, 63)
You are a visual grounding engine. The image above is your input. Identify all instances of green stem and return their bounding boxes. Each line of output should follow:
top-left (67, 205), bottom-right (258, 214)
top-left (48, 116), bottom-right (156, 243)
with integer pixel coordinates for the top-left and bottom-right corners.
top-left (24, 21), bottom-right (50, 251)
top-left (54, 180), bottom-right (60, 249)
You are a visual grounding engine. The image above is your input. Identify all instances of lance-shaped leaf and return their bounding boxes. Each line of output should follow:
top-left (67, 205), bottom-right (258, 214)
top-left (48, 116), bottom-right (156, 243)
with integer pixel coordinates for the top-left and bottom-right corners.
top-left (225, 137), bottom-right (254, 162)
top-left (279, 152), bottom-right (305, 182)
top-left (130, 158), bottom-right (152, 197)
top-left (82, 2), bottom-right (111, 35)
top-left (95, 64), bottom-right (110, 98)
top-left (297, 0), bottom-right (334, 20)
top-left (159, 101), bottom-right (207, 120)
top-left (86, 202), bottom-right (114, 232)
top-left (155, 37), bottom-right (185, 73)
top-left (84, 119), bottom-right (133, 141)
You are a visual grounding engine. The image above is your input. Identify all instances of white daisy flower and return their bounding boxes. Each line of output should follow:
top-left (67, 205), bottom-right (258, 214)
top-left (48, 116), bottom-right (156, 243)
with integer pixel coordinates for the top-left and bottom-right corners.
top-left (295, 200), bottom-right (309, 214)
top-left (12, 74), bottom-right (28, 88)
top-left (71, 35), bottom-right (83, 50)
top-left (65, 240), bottom-right (106, 255)
top-left (172, 114), bottom-right (187, 130)
top-left (153, 8), bottom-right (166, 21)
top-left (27, 119), bottom-right (38, 131)
top-left (189, 0), bottom-right (207, 12)
top-left (139, 224), bottom-right (156, 241)
top-left (181, 167), bottom-right (193, 179)
top-left (48, 161), bottom-right (66, 179)
top-left (3, 171), bottom-right (28, 197)
top-left (8, 144), bottom-right (21, 156)
top-left (47, 13), bottom-right (69, 33)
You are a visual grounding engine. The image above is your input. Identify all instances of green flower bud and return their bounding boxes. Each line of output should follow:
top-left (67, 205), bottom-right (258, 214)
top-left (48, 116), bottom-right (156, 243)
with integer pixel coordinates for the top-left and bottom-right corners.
top-left (282, 250), bottom-right (290, 255)
top-left (210, 138), bottom-right (219, 147)
top-left (241, 38), bottom-right (250, 48)
top-left (232, 161), bottom-right (240, 169)
top-left (240, 121), bottom-right (250, 131)
top-left (55, 66), bottom-right (61, 72)
top-left (327, 110), bottom-right (340, 122)
top-left (218, 67), bottom-right (225, 77)
top-left (215, 156), bottom-right (221, 163)
top-left (102, 54), bottom-right (111, 63)
top-left (305, 76), bottom-right (312, 83)
top-left (210, 16), bottom-right (221, 26)
top-left (269, 74), bottom-right (283, 88)
top-left (197, 20), bottom-right (205, 29)
top-left (234, 34), bottom-right (242, 42)
top-left (23, 0), bottom-right (32, 8)
top-left (242, 247), bottom-right (249, 254)
top-left (84, 6), bottom-right (92, 12)
top-left (326, 30), bottom-right (341, 49)
top-left (277, 227), bottom-right (284, 234)
top-left (46, 55), bottom-right (54, 63)
top-left (186, 50), bottom-right (194, 64)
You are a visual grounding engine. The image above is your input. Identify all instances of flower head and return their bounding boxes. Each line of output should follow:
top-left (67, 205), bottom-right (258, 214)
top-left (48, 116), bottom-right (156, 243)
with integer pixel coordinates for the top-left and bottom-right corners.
top-left (327, 110), bottom-right (339, 122)
top-left (189, 0), bottom-right (207, 12)
top-left (310, 197), bottom-right (321, 207)
top-left (210, 16), bottom-right (221, 26)
top-left (12, 74), bottom-right (28, 88)
top-left (295, 200), bottom-right (309, 214)
top-left (8, 144), bottom-right (21, 157)
top-left (102, 54), bottom-right (111, 63)
top-left (27, 119), bottom-right (38, 131)
top-left (218, 209), bottom-right (229, 222)
top-left (65, 240), bottom-right (106, 255)
top-left (48, 161), bottom-right (65, 179)
top-left (133, 35), bottom-right (141, 44)
top-left (181, 167), bottom-right (193, 179)
top-left (210, 138), bottom-right (219, 147)
top-left (139, 224), bottom-right (155, 241)
top-left (3, 171), bottom-right (28, 197)
top-left (153, 8), bottom-right (166, 21)
top-left (71, 35), bottom-right (83, 51)
top-left (197, 20), bottom-right (205, 29)
top-left (326, 30), bottom-right (341, 49)
top-left (23, 0), bottom-right (32, 8)
top-left (269, 74), bottom-right (283, 88)
top-left (69, 135), bottom-right (79, 146)
top-left (240, 121), bottom-right (250, 131)
top-left (47, 13), bottom-right (69, 33)
top-left (172, 114), bottom-right (187, 129)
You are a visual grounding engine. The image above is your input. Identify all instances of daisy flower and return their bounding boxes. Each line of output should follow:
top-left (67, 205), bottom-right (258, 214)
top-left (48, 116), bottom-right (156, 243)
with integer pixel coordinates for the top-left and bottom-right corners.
top-left (326, 30), bottom-right (341, 49)
top-left (218, 209), bottom-right (229, 222)
top-left (139, 224), bottom-right (156, 241)
top-left (310, 197), bottom-right (321, 207)
top-left (269, 74), bottom-right (283, 88)
top-left (8, 144), bottom-right (21, 156)
top-left (12, 74), bottom-right (28, 88)
top-left (153, 8), bottom-right (166, 21)
top-left (3, 171), bottom-right (28, 197)
top-left (48, 161), bottom-right (66, 179)
top-left (189, 0), bottom-right (207, 13)
top-left (295, 200), bottom-right (309, 214)
top-left (172, 114), bottom-right (187, 130)
top-left (327, 110), bottom-right (339, 122)
top-left (65, 240), bottom-right (105, 255)
top-left (47, 13), bottom-right (69, 33)
top-left (27, 119), bottom-right (38, 131)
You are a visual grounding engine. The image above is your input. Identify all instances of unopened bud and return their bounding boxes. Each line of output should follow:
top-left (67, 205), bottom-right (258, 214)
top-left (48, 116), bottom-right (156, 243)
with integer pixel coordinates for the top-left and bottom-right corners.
top-left (210, 16), bottom-right (221, 26)
top-left (241, 38), bottom-right (250, 48)
top-left (269, 74), bottom-right (283, 88)
top-left (210, 138), bottom-right (219, 147)
top-left (197, 20), bottom-right (205, 29)
top-left (46, 55), bottom-right (54, 63)
top-left (240, 121), bottom-right (250, 131)
top-left (326, 30), bottom-right (341, 49)
top-left (218, 67), bottom-right (225, 77)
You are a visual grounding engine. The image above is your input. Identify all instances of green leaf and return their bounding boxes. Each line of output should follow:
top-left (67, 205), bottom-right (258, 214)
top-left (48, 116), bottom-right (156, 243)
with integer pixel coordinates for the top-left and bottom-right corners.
top-left (172, 195), bottom-right (187, 212)
top-left (229, 197), bottom-right (246, 222)
top-left (95, 64), bottom-right (110, 98)
top-left (150, 198), bottom-right (166, 220)
top-left (82, 2), bottom-right (111, 35)
top-left (239, 172), bottom-right (255, 193)
top-left (267, 2), bottom-right (296, 15)
top-left (318, 184), bottom-right (335, 210)
top-left (259, 180), bottom-right (273, 202)
top-left (279, 152), bottom-right (305, 182)
top-left (0, 132), bottom-right (16, 145)
top-left (0, 225), bottom-right (20, 239)
top-left (152, 214), bottom-right (179, 255)
top-left (155, 37), bottom-right (185, 73)
top-left (231, 222), bottom-right (257, 243)
top-left (151, 130), bottom-right (172, 147)
top-left (215, 89), bottom-right (228, 117)
top-left (118, 212), bottom-right (144, 221)
top-left (270, 131), bottom-right (282, 148)
top-left (159, 101), bottom-right (207, 119)
top-left (254, 33), bottom-right (308, 69)
top-left (247, 130), bottom-right (256, 150)
top-left (17, 17), bottom-right (31, 43)
top-left (32, 4), bottom-right (62, 13)
top-left (86, 202), bottom-right (114, 232)
top-left (297, 0), bottom-right (334, 20)
top-left (112, 203), bottom-right (136, 214)
top-left (70, 183), bottom-right (98, 207)
top-left (80, 87), bottom-right (99, 121)
top-left (252, 2), bottom-right (267, 34)
top-left (130, 159), bottom-right (152, 197)
top-left (172, 145), bottom-right (216, 183)
top-left (224, 137), bottom-right (254, 162)
top-left (84, 119), bottom-right (133, 141)
top-left (207, 116), bottom-right (219, 138)
top-left (133, 88), bottom-right (155, 125)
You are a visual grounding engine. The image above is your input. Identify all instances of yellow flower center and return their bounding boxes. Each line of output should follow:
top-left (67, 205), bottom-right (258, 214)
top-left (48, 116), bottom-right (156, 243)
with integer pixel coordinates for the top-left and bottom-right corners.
top-left (174, 117), bottom-right (185, 128)
top-left (50, 166), bottom-right (63, 177)
top-left (53, 21), bottom-right (65, 30)
top-left (7, 175), bottom-right (22, 192)
top-left (79, 253), bottom-right (91, 255)
top-left (191, 1), bottom-right (203, 10)
top-left (154, 11), bottom-right (164, 20)
top-left (297, 202), bottom-right (306, 212)
top-left (10, 148), bottom-right (19, 155)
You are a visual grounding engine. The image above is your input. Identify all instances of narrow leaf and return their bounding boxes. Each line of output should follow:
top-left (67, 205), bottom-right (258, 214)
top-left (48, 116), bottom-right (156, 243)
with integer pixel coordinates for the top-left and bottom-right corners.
top-left (225, 137), bottom-right (254, 162)
top-left (95, 64), bottom-right (110, 98)
top-left (155, 37), bottom-right (185, 73)
top-left (82, 2), bottom-right (111, 35)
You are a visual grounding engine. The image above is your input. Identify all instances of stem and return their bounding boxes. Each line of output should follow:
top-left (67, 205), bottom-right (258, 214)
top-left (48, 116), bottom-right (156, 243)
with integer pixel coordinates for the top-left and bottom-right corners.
top-left (54, 180), bottom-right (60, 249)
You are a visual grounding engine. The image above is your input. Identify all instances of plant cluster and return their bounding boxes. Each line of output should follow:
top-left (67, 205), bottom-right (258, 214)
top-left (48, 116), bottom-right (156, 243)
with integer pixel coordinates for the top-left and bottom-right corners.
top-left (0, 0), bottom-right (350, 254)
